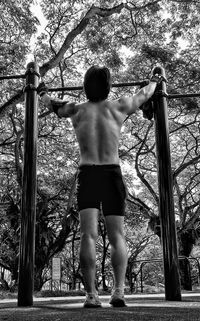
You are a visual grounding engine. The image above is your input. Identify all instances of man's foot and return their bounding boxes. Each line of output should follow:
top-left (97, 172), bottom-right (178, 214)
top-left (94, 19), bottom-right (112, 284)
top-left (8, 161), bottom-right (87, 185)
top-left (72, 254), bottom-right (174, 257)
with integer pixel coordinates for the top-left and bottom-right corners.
top-left (109, 289), bottom-right (127, 307)
top-left (83, 293), bottom-right (102, 308)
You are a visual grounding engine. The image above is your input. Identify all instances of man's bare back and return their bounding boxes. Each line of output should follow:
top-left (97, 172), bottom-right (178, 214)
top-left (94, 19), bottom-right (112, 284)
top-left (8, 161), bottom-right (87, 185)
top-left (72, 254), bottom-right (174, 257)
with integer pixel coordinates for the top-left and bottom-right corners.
top-left (71, 100), bottom-right (126, 165)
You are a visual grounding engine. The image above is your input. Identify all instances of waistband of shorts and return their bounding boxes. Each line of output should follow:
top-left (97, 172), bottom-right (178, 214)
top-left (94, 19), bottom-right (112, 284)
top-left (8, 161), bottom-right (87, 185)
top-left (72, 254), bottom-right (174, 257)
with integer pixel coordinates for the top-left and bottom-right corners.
top-left (79, 164), bottom-right (120, 170)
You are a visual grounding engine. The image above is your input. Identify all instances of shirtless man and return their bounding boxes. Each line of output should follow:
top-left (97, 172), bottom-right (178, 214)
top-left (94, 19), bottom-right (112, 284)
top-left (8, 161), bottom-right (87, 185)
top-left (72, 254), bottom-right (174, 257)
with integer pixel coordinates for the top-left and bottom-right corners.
top-left (38, 66), bottom-right (161, 308)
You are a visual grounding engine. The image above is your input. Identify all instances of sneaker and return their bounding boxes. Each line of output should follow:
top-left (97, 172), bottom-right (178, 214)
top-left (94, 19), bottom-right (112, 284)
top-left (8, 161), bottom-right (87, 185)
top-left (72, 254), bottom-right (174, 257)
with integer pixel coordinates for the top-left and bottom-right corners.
top-left (83, 293), bottom-right (102, 308)
top-left (109, 289), bottom-right (127, 307)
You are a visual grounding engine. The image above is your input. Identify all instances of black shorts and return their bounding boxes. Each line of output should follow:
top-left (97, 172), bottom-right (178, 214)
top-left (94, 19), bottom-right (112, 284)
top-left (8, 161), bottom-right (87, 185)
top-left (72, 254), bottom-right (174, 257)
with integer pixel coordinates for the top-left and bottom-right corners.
top-left (77, 164), bottom-right (127, 216)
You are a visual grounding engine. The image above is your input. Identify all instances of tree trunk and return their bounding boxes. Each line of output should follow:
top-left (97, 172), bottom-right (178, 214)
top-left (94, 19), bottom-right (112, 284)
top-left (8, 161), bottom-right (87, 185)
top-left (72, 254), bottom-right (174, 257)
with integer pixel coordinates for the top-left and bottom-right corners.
top-left (101, 230), bottom-right (109, 291)
top-left (34, 268), bottom-right (44, 291)
top-left (101, 251), bottom-right (108, 291)
top-left (10, 260), bottom-right (19, 291)
top-left (179, 257), bottom-right (192, 291)
top-left (126, 263), bottom-right (136, 293)
top-left (178, 231), bottom-right (194, 291)
top-left (71, 231), bottom-right (76, 290)
top-left (0, 268), bottom-right (9, 290)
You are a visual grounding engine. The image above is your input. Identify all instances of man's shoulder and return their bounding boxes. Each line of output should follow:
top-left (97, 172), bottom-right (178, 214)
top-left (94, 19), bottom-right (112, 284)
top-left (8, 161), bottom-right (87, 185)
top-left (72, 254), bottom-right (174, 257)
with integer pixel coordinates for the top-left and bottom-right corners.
top-left (70, 101), bottom-right (88, 122)
top-left (108, 97), bottom-right (127, 114)
top-left (114, 95), bottom-right (138, 115)
top-left (74, 101), bottom-right (89, 109)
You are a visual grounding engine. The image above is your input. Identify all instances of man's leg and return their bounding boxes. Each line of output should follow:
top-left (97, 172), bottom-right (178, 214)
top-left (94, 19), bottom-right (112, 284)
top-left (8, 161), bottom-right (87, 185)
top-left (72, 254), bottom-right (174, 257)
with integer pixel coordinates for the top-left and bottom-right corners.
top-left (105, 215), bottom-right (128, 306)
top-left (79, 208), bottom-right (99, 294)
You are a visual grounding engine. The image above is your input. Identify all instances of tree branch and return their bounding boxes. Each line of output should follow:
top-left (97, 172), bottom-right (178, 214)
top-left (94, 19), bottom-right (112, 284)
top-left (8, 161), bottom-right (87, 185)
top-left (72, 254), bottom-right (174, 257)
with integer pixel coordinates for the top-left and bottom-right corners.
top-left (40, 4), bottom-right (124, 76)
top-left (134, 123), bottom-right (159, 204)
top-left (0, 89), bottom-right (24, 117)
top-left (180, 203), bottom-right (200, 233)
top-left (127, 193), bottom-right (155, 219)
top-left (173, 154), bottom-right (200, 178)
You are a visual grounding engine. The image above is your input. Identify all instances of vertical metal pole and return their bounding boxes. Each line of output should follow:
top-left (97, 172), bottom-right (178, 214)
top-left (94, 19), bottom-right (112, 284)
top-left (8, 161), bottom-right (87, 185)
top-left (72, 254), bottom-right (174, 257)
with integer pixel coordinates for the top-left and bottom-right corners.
top-left (18, 62), bottom-right (39, 306)
top-left (153, 66), bottom-right (181, 301)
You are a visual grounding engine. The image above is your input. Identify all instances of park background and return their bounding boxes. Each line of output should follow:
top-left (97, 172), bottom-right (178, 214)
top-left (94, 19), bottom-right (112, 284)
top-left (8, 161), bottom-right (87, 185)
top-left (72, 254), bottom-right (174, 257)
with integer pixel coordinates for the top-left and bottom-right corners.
top-left (0, 0), bottom-right (200, 298)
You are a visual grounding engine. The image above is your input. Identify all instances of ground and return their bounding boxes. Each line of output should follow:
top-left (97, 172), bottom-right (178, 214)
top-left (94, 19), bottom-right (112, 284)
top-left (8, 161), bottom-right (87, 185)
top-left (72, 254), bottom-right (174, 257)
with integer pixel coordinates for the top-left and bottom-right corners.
top-left (1, 293), bottom-right (200, 321)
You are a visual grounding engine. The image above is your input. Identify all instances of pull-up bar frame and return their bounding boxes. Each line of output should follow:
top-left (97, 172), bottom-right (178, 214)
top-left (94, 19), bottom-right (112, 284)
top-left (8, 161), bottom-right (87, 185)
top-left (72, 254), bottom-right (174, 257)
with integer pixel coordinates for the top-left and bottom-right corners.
top-left (168, 92), bottom-right (200, 99)
top-left (3, 63), bottom-right (196, 306)
top-left (0, 74), bottom-right (26, 80)
top-left (152, 66), bottom-right (181, 301)
top-left (17, 62), bottom-right (39, 306)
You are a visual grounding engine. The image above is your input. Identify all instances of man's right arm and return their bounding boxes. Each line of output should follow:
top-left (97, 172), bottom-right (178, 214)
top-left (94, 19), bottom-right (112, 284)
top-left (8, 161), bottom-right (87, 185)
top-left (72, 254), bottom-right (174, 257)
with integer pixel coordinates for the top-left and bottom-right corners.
top-left (119, 81), bottom-right (157, 116)
top-left (118, 74), bottom-right (164, 116)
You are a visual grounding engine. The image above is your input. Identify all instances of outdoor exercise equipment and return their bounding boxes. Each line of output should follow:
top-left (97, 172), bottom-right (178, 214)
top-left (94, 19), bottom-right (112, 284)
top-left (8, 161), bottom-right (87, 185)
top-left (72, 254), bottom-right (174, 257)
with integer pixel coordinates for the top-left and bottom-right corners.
top-left (1, 63), bottom-right (39, 306)
top-left (18, 62), bottom-right (39, 306)
top-left (1, 63), bottom-right (200, 306)
top-left (153, 66), bottom-right (181, 300)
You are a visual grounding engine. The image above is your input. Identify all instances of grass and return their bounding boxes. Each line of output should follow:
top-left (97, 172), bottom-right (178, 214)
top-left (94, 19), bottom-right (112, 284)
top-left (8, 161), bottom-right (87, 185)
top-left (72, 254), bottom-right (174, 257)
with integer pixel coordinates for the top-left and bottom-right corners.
top-left (0, 290), bottom-right (17, 300)
top-left (0, 285), bottom-right (165, 300)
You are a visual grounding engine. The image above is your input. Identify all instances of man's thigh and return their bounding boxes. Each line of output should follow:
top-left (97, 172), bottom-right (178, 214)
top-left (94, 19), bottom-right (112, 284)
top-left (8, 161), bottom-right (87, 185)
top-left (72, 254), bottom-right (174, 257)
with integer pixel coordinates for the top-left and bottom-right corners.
top-left (104, 215), bottom-right (125, 243)
top-left (79, 208), bottom-right (99, 237)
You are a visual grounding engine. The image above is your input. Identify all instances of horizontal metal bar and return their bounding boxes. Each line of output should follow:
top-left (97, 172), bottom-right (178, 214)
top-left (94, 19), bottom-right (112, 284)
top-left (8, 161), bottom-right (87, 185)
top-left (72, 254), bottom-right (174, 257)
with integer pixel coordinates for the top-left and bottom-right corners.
top-left (0, 74), bottom-right (26, 80)
top-left (113, 81), bottom-right (145, 87)
top-left (48, 86), bottom-right (83, 92)
top-left (48, 81), bottom-right (145, 92)
top-left (168, 92), bottom-right (200, 99)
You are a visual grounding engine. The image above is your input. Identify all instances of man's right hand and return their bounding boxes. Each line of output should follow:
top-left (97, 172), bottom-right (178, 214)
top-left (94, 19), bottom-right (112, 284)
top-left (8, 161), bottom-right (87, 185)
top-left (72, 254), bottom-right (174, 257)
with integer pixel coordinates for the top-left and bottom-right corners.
top-left (139, 99), bottom-right (154, 120)
top-left (150, 74), bottom-right (166, 84)
top-left (139, 80), bottom-right (155, 120)
top-left (37, 82), bottom-right (48, 97)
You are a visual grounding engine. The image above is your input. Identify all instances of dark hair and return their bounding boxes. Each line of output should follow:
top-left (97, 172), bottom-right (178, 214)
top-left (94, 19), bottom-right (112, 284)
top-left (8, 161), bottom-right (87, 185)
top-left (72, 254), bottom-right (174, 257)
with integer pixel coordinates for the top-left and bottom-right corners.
top-left (84, 65), bottom-right (111, 102)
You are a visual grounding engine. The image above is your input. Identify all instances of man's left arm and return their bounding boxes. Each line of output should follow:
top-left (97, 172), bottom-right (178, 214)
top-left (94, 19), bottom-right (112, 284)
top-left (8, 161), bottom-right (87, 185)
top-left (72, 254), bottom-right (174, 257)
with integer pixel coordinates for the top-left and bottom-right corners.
top-left (37, 82), bottom-right (77, 118)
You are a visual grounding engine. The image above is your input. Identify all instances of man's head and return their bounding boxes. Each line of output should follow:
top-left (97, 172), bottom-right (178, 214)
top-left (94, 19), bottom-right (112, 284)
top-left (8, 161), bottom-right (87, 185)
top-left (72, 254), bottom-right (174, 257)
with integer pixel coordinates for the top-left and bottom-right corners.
top-left (84, 65), bottom-right (111, 102)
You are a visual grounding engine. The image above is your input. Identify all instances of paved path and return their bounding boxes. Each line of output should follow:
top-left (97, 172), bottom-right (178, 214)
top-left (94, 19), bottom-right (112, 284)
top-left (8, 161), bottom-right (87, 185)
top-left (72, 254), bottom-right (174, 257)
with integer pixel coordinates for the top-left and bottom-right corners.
top-left (1, 293), bottom-right (200, 321)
